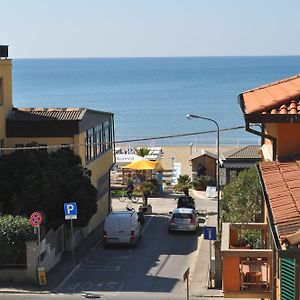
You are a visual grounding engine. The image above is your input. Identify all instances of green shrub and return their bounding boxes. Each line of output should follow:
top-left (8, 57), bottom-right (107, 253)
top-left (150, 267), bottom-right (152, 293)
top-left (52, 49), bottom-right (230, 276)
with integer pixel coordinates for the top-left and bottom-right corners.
top-left (0, 215), bottom-right (36, 266)
top-left (173, 175), bottom-right (191, 193)
top-left (192, 175), bottom-right (215, 190)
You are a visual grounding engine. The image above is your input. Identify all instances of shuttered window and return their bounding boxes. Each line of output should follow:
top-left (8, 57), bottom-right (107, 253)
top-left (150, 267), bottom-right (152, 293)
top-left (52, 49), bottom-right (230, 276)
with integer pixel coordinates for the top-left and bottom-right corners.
top-left (281, 258), bottom-right (296, 300)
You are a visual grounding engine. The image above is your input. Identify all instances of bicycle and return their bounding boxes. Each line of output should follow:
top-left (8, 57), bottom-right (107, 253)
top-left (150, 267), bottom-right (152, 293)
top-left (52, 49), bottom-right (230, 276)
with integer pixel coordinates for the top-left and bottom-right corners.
top-left (117, 189), bottom-right (140, 203)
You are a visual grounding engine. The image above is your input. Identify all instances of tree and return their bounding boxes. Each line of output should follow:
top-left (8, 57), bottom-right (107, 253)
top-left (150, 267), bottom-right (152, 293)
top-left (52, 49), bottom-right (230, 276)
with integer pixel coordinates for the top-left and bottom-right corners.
top-left (135, 147), bottom-right (150, 157)
top-left (221, 167), bottom-right (263, 248)
top-left (221, 166), bottom-right (263, 223)
top-left (139, 179), bottom-right (159, 206)
top-left (0, 146), bottom-right (97, 229)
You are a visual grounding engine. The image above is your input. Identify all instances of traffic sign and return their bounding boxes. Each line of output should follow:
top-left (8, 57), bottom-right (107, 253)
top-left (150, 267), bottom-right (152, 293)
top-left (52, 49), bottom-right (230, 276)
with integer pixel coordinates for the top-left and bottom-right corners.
top-left (203, 226), bottom-right (217, 240)
top-left (29, 212), bottom-right (42, 227)
top-left (64, 202), bottom-right (78, 220)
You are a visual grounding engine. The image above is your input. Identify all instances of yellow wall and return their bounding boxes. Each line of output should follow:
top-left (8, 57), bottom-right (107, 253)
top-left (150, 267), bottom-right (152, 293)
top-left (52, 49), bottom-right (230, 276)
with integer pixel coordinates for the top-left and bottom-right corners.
top-left (0, 59), bottom-right (13, 141)
top-left (6, 137), bottom-right (74, 149)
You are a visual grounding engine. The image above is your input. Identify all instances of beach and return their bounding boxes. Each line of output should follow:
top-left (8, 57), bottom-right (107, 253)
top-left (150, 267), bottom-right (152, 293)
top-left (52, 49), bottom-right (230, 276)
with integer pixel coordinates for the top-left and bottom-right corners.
top-left (119, 144), bottom-right (239, 176)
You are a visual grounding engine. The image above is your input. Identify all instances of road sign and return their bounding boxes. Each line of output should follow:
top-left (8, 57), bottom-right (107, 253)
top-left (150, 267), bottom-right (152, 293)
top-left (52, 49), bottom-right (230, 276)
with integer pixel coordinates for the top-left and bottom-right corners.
top-left (29, 212), bottom-right (42, 227)
top-left (64, 202), bottom-right (78, 220)
top-left (203, 226), bottom-right (217, 240)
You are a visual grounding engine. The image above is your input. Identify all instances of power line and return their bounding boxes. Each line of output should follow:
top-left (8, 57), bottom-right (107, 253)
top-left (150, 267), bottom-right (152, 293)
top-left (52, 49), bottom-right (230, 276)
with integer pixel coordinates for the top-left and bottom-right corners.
top-left (0, 125), bottom-right (245, 151)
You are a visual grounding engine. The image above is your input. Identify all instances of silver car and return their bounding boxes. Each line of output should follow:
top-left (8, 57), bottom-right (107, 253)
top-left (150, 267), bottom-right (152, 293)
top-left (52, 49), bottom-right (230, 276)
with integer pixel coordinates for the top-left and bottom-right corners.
top-left (168, 208), bottom-right (199, 233)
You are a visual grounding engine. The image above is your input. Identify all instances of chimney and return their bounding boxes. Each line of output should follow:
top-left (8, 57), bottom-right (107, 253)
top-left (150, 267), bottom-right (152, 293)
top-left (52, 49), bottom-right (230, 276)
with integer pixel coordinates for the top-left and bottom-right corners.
top-left (0, 45), bottom-right (9, 59)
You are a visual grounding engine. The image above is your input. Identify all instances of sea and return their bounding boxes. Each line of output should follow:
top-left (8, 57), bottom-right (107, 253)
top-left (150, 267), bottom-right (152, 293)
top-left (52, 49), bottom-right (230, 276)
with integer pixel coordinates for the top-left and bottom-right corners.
top-left (11, 56), bottom-right (300, 147)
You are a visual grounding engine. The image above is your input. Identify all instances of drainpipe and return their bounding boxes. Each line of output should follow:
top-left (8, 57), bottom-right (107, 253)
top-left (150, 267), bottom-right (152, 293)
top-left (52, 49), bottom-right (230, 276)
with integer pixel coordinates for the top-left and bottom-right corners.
top-left (246, 122), bottom-right (277, 161)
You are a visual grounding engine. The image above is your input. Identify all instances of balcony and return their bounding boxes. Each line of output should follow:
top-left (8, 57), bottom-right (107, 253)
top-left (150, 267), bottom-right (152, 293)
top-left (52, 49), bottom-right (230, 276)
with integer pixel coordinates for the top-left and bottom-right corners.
top-left (221, 223), bottom-right (272, 298)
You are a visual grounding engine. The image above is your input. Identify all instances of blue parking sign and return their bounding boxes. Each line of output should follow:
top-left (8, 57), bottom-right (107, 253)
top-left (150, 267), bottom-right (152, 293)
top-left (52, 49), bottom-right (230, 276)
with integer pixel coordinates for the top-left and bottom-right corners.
top-left (203, 226), bottom-right (216, 240)
top-left (64, 202), bottom-right (78, 220)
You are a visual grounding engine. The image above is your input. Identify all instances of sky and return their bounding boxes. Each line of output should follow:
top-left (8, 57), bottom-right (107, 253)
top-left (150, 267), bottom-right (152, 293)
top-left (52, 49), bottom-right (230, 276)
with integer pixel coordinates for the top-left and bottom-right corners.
top-left (1, 0), bottom-right (300, 58)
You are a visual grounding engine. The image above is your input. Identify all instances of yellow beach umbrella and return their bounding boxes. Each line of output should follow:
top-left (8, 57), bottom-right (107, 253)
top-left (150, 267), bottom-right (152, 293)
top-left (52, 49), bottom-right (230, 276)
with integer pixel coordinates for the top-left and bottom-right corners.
top-left (122, 160), bottom-right (163, 170)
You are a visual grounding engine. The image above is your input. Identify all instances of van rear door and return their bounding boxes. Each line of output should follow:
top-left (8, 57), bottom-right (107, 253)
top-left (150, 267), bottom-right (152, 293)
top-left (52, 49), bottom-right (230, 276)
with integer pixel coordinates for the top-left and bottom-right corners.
top-left (118, 214), bottom-right (132, 243)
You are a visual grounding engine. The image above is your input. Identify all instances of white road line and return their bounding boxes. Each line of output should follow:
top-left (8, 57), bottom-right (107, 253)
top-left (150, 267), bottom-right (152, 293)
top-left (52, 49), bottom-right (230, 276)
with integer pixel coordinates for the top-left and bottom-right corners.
top-left (141, 215), bottom-right (153, 234)
top-left (54, 262), bottom-right (82, 292)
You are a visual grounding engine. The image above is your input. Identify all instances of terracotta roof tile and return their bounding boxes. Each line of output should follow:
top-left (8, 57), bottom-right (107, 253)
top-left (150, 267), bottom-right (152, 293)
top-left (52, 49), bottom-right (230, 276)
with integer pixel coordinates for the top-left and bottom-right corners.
top-left (240, 74), bottom-right (300, 114)
top-left (259, 158), bottom-right (300, 240)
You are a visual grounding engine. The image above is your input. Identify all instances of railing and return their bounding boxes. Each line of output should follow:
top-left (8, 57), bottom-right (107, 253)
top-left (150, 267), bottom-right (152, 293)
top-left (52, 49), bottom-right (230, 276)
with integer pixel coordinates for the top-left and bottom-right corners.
top-left (221, 223), bottom-right (272, 298)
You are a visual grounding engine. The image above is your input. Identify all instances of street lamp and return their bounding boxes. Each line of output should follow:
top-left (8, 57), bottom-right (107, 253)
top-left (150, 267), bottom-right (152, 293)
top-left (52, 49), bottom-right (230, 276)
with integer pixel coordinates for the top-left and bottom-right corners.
top-left (186, 114), bottom-right (220, 233)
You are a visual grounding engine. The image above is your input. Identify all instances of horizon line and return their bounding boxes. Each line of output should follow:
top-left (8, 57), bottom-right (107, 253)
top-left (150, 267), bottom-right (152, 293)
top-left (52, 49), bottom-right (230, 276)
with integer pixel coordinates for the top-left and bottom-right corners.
top-left (11, 54), bottom-right (300, 60)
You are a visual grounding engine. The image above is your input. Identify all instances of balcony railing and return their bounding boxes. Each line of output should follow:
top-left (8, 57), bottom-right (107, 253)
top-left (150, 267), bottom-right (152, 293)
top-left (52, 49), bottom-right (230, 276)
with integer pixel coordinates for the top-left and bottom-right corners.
top-left (221, 223), bottom-right (272, 299)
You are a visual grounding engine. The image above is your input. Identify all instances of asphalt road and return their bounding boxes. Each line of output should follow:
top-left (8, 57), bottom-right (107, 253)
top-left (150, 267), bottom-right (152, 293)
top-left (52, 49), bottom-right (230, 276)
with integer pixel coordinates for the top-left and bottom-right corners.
top-left (52, 213), bottom-right (201, 299)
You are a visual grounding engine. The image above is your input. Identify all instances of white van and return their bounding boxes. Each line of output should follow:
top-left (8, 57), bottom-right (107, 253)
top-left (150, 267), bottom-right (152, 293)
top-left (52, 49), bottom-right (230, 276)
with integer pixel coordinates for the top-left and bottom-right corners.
top-left (103, 210), bottom-right (142, 246)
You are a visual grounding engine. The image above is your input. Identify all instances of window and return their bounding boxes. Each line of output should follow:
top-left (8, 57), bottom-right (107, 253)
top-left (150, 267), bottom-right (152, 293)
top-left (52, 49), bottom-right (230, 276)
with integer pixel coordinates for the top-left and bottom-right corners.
top-left (85, 119), bottom-right (113, 164)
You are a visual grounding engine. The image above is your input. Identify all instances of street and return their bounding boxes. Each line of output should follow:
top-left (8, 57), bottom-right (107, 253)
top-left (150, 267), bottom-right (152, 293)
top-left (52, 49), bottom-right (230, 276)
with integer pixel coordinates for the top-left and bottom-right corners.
top-left (55, 212), bottom-right (202, 299)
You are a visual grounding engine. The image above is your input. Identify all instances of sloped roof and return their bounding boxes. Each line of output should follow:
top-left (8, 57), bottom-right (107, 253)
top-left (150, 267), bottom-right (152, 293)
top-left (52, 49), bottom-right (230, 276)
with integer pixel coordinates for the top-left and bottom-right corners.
top-left (239, 74), bottom-right (300, 115)
top-left (7, 107), bottom-right (87, 121)
top-left (223, 145), bottom-right (261, 160)
top-left (190, 149), bottom-right (217, 161)
top-left (259, 157), bottom-right (300, 242)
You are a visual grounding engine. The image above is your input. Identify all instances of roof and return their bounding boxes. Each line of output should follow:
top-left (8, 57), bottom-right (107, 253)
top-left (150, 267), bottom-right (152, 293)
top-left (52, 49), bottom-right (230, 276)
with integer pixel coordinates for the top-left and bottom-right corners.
top-left (7, 108), bottom-right (87, 121)
top-left (6, 107), bottom-right (113, 138)
top-left (259, 157), bottom-right (300, 242)
top-left (223, 145), bottom-right (261, 160)
top-left (190, 149), bottom-right (217, 161)
top-left (239, 74), bottom-right (300, 117)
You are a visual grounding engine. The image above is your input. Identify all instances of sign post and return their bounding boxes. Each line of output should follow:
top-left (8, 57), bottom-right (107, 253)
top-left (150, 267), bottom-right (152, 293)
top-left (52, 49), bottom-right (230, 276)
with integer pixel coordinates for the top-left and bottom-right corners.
top-left (29, 212), bottom-right (45, 285)
top-left (203, 226), bottom-right (217, 288)
top-left (183, 267), bottom-right (190, 300)
top-left (64, 202), bottom-right (78, 267)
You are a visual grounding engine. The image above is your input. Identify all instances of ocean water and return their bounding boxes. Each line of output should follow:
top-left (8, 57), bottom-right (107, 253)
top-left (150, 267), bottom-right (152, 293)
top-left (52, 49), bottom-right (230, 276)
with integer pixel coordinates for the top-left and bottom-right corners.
top-left (12, 56), bottom-right (300, 146)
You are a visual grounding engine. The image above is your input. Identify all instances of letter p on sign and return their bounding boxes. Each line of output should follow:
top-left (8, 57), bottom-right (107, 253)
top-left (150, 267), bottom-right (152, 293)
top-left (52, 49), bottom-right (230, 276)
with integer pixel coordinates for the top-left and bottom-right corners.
top-left (64, 202), bottom-right (78, 220)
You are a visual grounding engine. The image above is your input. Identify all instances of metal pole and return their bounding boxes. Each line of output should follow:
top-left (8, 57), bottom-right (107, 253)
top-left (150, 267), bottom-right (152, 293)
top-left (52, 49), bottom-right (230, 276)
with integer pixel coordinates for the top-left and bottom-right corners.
top-left (209, 240), bottom-right (212, 288)
top-left (70, 219), bottom-right (75, 267)
top-left (186, 114), bottom-right (220, 232)
top-left (187, 274), bottom-right (189, 300)
top-left (37, 226), bottom-right (41, 267)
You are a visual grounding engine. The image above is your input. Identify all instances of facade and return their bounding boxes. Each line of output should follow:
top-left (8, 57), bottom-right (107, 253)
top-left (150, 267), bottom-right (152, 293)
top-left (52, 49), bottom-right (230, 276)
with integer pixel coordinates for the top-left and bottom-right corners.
top-left (189, 149), bottom-right (217, 180)
top-left (0, 46), bottom-right (115, 234)
top-left (221, 74), bottom-right (300, 299)
top-left (222, 145), bottom-right (261, 184)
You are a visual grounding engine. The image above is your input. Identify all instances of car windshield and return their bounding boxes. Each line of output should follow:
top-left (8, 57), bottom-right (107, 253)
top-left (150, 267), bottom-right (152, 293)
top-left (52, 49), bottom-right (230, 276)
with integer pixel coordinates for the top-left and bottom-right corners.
top-left (173, 213), bottom-right (192, 219)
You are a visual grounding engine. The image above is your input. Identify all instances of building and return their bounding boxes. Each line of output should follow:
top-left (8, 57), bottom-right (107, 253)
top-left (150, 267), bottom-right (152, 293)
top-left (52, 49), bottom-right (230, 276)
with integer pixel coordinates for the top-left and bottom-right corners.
top-left (0, 45), bottom-right (115, 234)
top-left (221, 74), bottom-right (300, 299)
top-left (189, 149), bottom-right (218, 180)
top-left (222, 145), bottom-right (261, 184)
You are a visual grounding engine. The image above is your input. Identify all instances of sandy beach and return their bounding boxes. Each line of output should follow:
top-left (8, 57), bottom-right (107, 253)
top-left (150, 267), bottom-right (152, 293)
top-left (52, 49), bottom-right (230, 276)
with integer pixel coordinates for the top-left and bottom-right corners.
top-left (118, 144), bottom-right (239, 176)
top-left (160, 145), bottom-right (238, 175)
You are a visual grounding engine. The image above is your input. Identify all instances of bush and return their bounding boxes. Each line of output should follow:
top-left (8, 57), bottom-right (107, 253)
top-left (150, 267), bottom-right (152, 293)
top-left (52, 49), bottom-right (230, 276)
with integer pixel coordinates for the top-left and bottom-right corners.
top-left (173, 175), bottom-right (191, 193)
top-left (0, 215), bottom-right (36, 266)
top-left (192, 175), bottom-right (215, 191)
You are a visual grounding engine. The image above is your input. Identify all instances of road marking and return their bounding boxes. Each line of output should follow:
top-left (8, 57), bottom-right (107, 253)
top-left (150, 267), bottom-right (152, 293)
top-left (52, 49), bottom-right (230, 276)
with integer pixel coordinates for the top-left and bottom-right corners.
top-left (141, 215), bottom-right (153, 234)
top-left (54, 262), bottom-right (82, 292)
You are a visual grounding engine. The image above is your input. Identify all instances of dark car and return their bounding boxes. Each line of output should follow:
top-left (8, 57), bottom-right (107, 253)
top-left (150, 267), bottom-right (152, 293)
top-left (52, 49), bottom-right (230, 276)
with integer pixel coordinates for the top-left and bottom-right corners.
top-left (177, 196), bottom-right (195, 209)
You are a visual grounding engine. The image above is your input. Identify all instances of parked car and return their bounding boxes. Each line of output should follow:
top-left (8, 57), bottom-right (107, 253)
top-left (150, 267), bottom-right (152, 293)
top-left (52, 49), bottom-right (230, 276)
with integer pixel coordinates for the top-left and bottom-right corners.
top-left (177, 195), bottom-right (195, 209)
top-left (103, 210), bottom-right (142, 246)
top-left (168, 208), bottom-right (199, 233)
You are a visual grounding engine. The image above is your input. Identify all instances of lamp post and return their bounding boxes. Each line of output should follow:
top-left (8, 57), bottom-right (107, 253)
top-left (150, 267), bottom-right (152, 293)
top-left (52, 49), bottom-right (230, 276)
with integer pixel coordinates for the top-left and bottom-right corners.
top-left (186, 114), bottom-right (220, 233)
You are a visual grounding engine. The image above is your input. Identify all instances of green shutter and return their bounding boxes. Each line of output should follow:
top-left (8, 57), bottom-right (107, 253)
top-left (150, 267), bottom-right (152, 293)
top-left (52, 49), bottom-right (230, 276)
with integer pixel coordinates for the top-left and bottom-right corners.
top-left (281, 258), bottom-right (296, 300)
